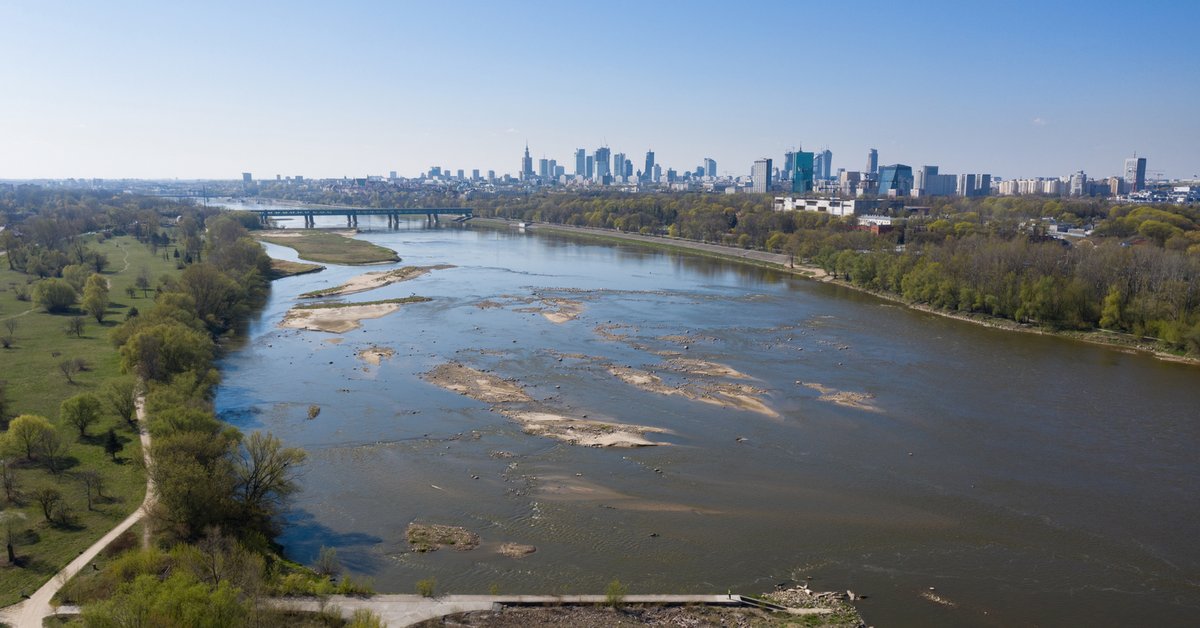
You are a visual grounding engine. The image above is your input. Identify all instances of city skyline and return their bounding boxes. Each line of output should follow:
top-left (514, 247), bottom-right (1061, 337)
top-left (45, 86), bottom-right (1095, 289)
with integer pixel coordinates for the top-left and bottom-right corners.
top-left (1, 0), bottom-right (1197, 180)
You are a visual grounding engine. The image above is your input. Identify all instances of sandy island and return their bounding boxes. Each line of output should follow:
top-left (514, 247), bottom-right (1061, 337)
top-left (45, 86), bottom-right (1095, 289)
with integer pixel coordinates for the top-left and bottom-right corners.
top-left (607, 365), bottom-right (778, 418)
top-left (801, 382), bottom-right (879, 412)
top-left (357, 345), bottom-right (395, 365)
top-left (301, 265), bottom-right (454, 299)
top-left (423, 362), bottom-right (668, 447)
top-left (279, 303), bottom-right (403, 334)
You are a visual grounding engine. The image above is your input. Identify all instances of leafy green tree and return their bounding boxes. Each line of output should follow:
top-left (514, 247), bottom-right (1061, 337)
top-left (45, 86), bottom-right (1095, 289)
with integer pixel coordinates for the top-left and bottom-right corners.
top-left (103, 378), bottom-right (139, 428)
top-left (5, 414), bottom-right (54, 460)
top-left (104, 428), bottom-right (122, 461)
top-left (83, 273), bottom-right (110, 323)
top-left (31, 278), bottom-right (77, 313)
top-left (119, 322), bottom-right (214, 383)
top-left (231, 432), bottom-right (307, 533)
top-left (81, 572), bottom-right (248, 628)
top-left (1099, 286), bottom-right (1124, 330)
top-left (61, 393), bottom-right (103, 438)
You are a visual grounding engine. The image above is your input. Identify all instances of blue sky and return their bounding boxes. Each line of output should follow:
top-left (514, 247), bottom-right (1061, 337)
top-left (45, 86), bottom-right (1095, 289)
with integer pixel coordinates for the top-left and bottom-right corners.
top-left (1, 0), bottom-right (1197, 180)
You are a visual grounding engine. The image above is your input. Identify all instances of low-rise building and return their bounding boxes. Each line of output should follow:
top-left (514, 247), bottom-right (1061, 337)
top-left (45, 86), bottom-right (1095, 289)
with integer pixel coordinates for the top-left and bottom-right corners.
top-left (773, 197), bottom-right (879, 216)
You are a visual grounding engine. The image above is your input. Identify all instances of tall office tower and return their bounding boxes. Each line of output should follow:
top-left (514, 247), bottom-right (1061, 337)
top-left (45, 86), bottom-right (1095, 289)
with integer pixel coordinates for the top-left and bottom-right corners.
top-left (811, 152), bottom-right (823, 181)
top-left (575, 149), bottom-right (587, 176)
top-left (538, 159), bottom-right (550, 179)
top-left (456, 169), bottom-right (465, 180)
top-left (429, 166), bottom-right (442, 178)
top-left (472, 169), bottom-right (480, 180)
top-left (555, 165), bottom-right (565, 178)
top-left (594, 147), bottom-right (611, 182)
top-left (878, 164), bottom-right (914, 196)
top-left (643, 150), bottom-right (655, 182)
top-left (976, 174), bottom-right (991, 196)
top-left (242, 172), bottom-right (252, 183)
top-left (1124, 155), bottom-right (1147, 192)
top-left (751, 158), bottom-right (773, 194)
top-left (783, 151), bottom-right (797, 182)
top-left (817, 149), bottom-right (832, 179)
top-left (866, 148), bottom-right (878, 175)
top-left (586, 155), bottom-right (594, 179)
top-left (487, 170), bottom-right (495, 181)
top-left (624, 159), bottom-right (633, 178)
top-left (703, 158), bottom-right (717, 178)
top-left (613, 152), bottom-right (626, 180)
top-left (521, 144), bottom-right (534, 180)
top-left (653, 164), bottom-right (662, 183)
top-left (791, 151), bottom-right (815, 193)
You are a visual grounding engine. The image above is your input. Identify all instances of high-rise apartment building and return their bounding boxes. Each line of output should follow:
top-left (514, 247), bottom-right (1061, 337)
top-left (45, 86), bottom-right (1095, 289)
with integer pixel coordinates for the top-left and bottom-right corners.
top-left (575, 149), bottom-right (587, 176)
top-left (703, 158), bottom-right (717, 179)
top-left (1124, 155), bottom-right (1147, 192)
top-left (751, 158), bottom-right (773, 194)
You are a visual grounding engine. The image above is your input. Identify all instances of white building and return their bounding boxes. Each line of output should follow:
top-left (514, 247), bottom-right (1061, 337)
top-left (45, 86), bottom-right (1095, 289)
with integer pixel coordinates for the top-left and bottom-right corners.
top-left (773, 197), bottom-right (879, 216)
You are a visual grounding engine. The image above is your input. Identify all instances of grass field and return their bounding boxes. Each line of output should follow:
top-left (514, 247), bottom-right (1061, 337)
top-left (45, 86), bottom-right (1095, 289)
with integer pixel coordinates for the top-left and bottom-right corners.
top-left (0, 235), bottom-right (180, 606)
top-left (267, 259), bottom-right (325, 279)
top-left (256, 230), bottom-right (399, 265)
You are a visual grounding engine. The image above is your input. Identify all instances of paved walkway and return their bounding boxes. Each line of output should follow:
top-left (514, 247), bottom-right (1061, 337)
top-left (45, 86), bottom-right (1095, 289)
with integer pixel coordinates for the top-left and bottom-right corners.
top-left (0, 398), bottom-right (154, 628)
top-left (271, 594), bottom-right (832, 626)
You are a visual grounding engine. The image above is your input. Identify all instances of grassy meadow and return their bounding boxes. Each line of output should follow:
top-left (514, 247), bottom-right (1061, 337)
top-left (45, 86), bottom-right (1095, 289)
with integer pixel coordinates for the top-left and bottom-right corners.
top-left (256, 230), bottom-right (399, 265)
top-left (0, 235), bottom-right (180, 606)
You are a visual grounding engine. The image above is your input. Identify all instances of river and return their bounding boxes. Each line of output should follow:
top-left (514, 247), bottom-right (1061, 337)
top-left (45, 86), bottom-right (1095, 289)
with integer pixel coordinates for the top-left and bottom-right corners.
top-left (214, 216), bottom-right (1200, 627)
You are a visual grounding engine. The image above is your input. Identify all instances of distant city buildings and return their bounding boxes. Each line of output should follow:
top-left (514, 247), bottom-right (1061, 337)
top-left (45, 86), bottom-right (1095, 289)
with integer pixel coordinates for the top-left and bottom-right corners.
top-left (1124, 155), bottom-right (1147, 192)
top-left (866, 149), bottom-right (878, 176)
top-left (877, 164), bottom-right (913, 197)
top-left (751, 158), bottom-right (773, 194)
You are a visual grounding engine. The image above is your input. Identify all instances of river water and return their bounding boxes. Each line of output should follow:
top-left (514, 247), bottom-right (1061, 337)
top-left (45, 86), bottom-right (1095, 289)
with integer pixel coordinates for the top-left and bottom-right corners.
top-left (214, 217), bottom-right (1200, 627)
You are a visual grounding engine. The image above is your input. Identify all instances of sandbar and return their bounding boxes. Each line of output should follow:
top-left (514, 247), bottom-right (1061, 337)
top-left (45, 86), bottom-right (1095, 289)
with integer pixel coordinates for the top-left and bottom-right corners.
top-left (801, 382), bottom-right (880, 412)
top-left (357, 345), bottom-right (395, 365)
top-left (301, 265), bottom-right (454, 299)
top-left (500, 410), bottom-right (668, 448)
top-left (423, 362), bottom-right (532, 404)
top-left (279, 302), bottom-right (403, 333)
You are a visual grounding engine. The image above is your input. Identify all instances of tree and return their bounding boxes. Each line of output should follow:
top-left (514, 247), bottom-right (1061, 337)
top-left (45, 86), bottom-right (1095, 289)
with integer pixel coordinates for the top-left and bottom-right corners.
top-left (2, 318), bottom-right (18, 349)
top-left (1, 510), bottom-right (26, 564)
top-left (103, 378), bottom-right (139, 428)
top-left (76, 469), bottom-right (104, 510)
top-left (119, 322), bottom-right (214, 383)
top-left (125, 285), bottom-right (137, 300)
top-left (31, 278), bottom-right (77, 313)
top-left (65, 316), bottom-right (86, 338)
top-left (83, 273), bottom-right (109, 323)
top-left (104, 428), bottom-right (122, 461)
top-left (1, 458), bottom-right (19, 503)
top-left (38, 428), bottom-right (68, 474)
top-left (59, 358), bottom-right (81, 384)
top-left (0, 380), bottom-right (9, 424)
top-left (32, 487), bottom-right (63, 522)
top-left (136, 269), bottom-right (152, 298)
top-left (314, 546), bottom-right (341, 577)
top-left (5, 414), bottom-right (53, 460)
top-left (231, 432), bottom-right (307, 531)
top-left (61, 393), bottom-right (103, 438)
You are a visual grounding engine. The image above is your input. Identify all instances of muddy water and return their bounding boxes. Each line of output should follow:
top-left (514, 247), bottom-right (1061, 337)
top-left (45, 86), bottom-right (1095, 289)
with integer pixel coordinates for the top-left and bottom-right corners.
top-left (215, 218), bottom-right (1200, 627)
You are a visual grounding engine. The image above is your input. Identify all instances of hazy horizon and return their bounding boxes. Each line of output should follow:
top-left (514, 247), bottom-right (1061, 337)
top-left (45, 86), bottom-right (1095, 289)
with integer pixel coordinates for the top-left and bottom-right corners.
top-left (2, 0), bottom-right (1197, 181)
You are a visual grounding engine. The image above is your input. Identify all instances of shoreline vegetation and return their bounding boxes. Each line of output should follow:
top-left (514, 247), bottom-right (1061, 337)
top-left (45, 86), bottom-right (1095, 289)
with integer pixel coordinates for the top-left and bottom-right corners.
top-left (479, 218), bottom-right (1200, 367)
top-left (255, 229), bottom-right (400, 265)
top-left (267, 258), bottom-right (324, 279)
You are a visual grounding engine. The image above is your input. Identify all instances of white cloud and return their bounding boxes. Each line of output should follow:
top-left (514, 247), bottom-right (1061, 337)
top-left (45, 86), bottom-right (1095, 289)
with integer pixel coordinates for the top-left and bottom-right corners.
top-left (1032, 117), bottom-right (1048, 126)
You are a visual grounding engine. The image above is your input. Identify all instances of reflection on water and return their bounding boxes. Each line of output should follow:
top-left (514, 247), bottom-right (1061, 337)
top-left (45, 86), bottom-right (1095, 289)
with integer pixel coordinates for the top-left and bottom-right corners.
top-left (214, 220), bottom-right (1200, 627)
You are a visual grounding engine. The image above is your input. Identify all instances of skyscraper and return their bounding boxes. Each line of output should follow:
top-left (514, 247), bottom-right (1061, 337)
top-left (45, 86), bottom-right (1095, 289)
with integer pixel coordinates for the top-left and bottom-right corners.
top-left (866, 149), bottom-right (878, 175)
top-left (703, 158), bottom-right (717, 179)
top-left (521, 144), bottom-right (534, 181)
top-left (816, 149), bottom-right (832, 179)
top-left (643, 151), bottom-right (655, 183)
top-left (575, 149), bottom-right (587, 176)
top-left (613, 152), bottom-right (626, 181)
top-left (586, 155), bottom-right (594, 179)
top-left (594, 147), bottom-right (611, 183)
top-left (878, 164), bottom-right (913, 196)
top-left (792, 151), bottom-right (815, 194)
top-left (1124, 155), bottom-right (1147, 192)
top-left (538, 158), bottom-right (550, 179)
top-left (751, 158), bottom-right (773, 194)
top-left (783, 151), bottom-right (797, 183)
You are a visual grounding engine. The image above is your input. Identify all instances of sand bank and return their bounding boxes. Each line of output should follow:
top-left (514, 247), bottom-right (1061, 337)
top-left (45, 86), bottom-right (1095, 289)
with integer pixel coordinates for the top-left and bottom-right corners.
top-left (279, 302), bottom-right (404, 333)
top-left (423, 362), bottom-right (532, 404)
top-left (499, 410), bottom-right (668, 448)
top-left (357, 345), bottom-right (395, 365)
top-left (801, 382), bottom-right (879, 412)
top-left (300, 265), bottom-right (454, 298)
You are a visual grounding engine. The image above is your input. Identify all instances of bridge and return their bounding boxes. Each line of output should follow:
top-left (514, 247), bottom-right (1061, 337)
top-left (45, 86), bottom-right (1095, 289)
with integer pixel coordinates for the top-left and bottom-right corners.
top-left (246, 207), bottom-right (473, 228)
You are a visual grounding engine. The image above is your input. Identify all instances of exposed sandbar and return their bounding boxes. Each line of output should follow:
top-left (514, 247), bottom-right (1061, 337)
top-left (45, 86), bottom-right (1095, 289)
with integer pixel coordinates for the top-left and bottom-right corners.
top-left (357, 345), bottom-right (395, 365)
top-left (279, 302), bottom-right (403, 333)
top-left (300, 264), bottom-right (454, 298)
top-left (801, 382), bottom-right (879, 412)
top-left (423, 363), bottom-right (532, 404)
top-left (500, 410), bottom-right (668, 448)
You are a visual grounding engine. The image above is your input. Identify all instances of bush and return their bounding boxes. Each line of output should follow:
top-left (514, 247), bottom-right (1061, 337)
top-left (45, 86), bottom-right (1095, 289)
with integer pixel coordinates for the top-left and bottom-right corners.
top-left (605, 578), bottom-right (628, 608)
top-left (32, 278), bottom-right (78, 313)
top-left (416, 577), bottom-right (436, 598)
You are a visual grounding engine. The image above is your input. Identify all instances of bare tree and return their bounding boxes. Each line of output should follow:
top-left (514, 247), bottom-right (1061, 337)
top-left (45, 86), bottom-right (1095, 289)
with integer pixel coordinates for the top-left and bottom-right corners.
top-left (1, 319), bottom-right (16, 349)
top-left (32, 487), bottom-right (62, 522)
top-left (76, 470), bottom-right (103, 511)
top-left (65, 316), bottom-right (86, 338)
top-left (58, 359), bottom-right (80, 384)
top-left (38, 429), bottom-right (68, 474)
top-left (1, 458), bottom-right (19, 504)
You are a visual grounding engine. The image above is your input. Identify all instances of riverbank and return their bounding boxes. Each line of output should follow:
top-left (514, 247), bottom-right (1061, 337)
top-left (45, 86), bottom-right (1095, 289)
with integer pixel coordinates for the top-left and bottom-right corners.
top-left (477, 218), bottom-right (1198, 367)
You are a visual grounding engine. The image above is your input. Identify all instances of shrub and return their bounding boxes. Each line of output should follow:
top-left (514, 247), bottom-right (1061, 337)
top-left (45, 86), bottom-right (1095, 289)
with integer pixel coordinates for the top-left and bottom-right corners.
top-left (416, 577), bottom-right (436, 598)
top-left (605, 578), bottom-right (628, 608)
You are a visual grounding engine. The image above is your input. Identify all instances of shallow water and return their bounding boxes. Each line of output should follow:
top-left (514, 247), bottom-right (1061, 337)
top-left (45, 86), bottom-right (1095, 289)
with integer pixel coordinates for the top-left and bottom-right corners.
top-left (215, 217), bottom-right (1200, 627)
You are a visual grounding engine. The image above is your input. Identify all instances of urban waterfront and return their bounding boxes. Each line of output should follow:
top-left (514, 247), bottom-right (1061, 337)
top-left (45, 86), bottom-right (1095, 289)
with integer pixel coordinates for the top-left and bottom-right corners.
top-left (214, 218), bottom-right (1200, 627)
